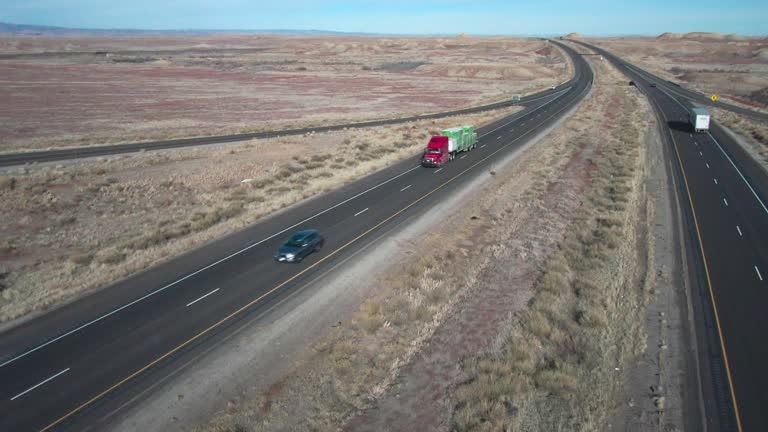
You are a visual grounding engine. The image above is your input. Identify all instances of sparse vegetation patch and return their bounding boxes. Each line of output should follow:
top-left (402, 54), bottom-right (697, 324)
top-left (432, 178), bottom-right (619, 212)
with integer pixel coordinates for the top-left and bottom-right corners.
top-left (451, 54), bottom-right (652, 431)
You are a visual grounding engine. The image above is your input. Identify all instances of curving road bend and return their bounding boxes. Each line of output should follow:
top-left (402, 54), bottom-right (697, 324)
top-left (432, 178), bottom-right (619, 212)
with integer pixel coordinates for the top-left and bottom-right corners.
top-left (0, 41), bottom-right (592, 432)
top-left (575, 40), bottom-right (768, 432)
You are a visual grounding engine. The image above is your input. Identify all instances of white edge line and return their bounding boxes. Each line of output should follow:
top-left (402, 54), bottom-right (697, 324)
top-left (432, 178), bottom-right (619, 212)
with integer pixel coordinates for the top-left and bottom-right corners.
top-left (736, 225), bottom-right (743, 236)
top-left (707, 131), bottom-right (768, 215)
top-left (1, 80), bottom-right (577, 369)
top-left (400, 185), bottom-right (411, 192)
top-left (723, 198), bottom-right (729, 206)
top-left (756, 266), bottom-right (763, 281)
top-left (185, 288), bottom-right (220, 307)
top-left (460, 155), bottom-right (467, 159)
top-left (478, 88), bottom-right (568, 139)
top-left (434, 168), bottom-right (443, 174)
top-left (354, 208), bottom-right (369, 217)
top-left (642, 61), bottom-right (768, 217)
top-left (714, 178), bottom-right (718, 185)
top-left (11, 368), bottom-right (70, 401)
top-left (0, 164), bottom-right (421, 369)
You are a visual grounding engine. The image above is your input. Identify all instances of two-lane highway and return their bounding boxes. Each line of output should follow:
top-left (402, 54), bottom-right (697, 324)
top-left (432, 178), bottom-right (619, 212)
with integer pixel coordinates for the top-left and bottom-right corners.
top-left (575, 40), bottom-right (768, 432)
top-left (0, 41), bottom-right (593, 432)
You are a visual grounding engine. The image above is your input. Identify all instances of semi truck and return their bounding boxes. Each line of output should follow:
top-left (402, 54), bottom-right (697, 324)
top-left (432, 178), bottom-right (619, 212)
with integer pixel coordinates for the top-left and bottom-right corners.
top-left (421, 126), bottom-right (478, 167)
top-left (689, 107), bottom-right (710, 133)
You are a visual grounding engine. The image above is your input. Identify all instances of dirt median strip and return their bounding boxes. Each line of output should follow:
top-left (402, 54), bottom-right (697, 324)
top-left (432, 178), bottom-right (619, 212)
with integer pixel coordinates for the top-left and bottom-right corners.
top-left (447, 50), bottom-right (656, 431)
top-left (192, 44), bottom-right (658, 431)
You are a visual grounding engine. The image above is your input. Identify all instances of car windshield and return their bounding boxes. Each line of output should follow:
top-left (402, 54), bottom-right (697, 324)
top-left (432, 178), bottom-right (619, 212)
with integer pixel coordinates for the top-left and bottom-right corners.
top-left (427, 148), bottom-right (441, 154)
top-left (285, 234), bottom-right (307, 247)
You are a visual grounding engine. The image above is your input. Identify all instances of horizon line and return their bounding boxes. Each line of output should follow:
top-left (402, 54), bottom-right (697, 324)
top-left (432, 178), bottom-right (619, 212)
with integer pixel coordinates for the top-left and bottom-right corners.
top-left (1, 21), bottom-right (766, 38)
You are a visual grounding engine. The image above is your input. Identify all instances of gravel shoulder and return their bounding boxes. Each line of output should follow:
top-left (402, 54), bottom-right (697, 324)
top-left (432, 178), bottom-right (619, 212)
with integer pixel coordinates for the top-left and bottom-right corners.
top-left (0, 105), bottom-right (521, 326)
top-left (187, 49), bottom-right (598, 431)
top-left (112, 41), bottom-right (676, 432)
top-left (605, 105), bottom-right (691, 432)
top-left (108, 87), bottom-right (577, 432)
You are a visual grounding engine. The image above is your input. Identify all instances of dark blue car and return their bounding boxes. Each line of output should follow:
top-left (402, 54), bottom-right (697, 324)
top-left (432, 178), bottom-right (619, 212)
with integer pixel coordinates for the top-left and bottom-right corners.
top-left (274, 229), bottom-right (324, 263)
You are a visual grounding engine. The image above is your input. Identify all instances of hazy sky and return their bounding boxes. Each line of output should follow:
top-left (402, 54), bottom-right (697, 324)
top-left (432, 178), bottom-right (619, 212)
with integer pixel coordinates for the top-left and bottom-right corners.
top-left (2, 0), bottom-right (767, 36)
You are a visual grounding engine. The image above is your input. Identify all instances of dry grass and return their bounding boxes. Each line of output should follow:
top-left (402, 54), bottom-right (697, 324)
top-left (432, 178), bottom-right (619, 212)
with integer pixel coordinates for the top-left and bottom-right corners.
top-left (588, 35), bottom-right (768, 112)
top-left (193, 45), bottom-right (645, 432)
top-left (711, 108), bottom-right (768, 173)
top-left (0, 101), bottom-right (523, 323)
top-left (451, 49), bottom-right (654, 431)
top-left (1, 36), bottom-right (568, 152)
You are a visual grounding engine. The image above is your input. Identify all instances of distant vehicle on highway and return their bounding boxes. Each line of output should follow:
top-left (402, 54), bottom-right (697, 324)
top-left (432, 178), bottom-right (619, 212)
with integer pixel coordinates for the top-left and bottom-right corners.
top-left (274, 229), bottom-right (324, 263)
top-left (689, 107), bottom-right (711, 133)
top-left (649, 82), bottom-right (657, 88)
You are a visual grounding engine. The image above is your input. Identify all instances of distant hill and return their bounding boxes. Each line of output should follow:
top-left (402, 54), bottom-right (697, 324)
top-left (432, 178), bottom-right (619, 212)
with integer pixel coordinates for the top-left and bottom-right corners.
top-left (564, 32), bottom-right (582, 39)
top-left (657, 32), bottom-right (747, 41)
top-left (0, 22), bottom-right (369, 36)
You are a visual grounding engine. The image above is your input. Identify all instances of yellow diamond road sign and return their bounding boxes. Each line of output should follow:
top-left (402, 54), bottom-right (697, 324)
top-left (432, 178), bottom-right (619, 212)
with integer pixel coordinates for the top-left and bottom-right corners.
top-left (711, 95), bottom-right (718, 102)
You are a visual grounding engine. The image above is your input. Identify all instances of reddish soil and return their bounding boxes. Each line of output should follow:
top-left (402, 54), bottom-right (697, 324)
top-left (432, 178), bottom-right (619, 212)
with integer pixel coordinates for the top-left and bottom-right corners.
top-left (587, 34), bottom-right (768, 109)
top-left (0, 35), bottom-right (568, 151)
top-left (345, 113), bottom-right (596, 432)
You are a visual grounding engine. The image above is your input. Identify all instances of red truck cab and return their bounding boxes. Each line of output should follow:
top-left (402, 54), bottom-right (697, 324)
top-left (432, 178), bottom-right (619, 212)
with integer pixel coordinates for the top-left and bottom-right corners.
top-left (421, 136), bottom-right (449, 167)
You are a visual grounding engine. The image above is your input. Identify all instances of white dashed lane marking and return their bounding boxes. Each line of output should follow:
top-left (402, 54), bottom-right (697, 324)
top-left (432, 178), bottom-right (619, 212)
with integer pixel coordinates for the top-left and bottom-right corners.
top-left (11, 368), bottom-right (70, 401)
top-left (186, 288), bottom-right (220, 307)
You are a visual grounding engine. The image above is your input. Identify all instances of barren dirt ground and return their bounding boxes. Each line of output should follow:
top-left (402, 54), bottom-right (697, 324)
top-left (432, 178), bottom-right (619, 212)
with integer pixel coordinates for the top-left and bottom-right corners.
top-left (192, 47), bottom-right (685, 432)
top-left (585, 33), bottom-right (768, 111)
top-left (0, 35), bottom-right (567, 151)
top-left (0, 103), bottom-right (527, 325)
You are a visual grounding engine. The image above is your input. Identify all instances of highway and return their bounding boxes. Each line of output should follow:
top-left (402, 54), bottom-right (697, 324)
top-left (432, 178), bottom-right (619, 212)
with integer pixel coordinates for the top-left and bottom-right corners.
top-left (0, 76), bottom-right (574, 168)
top-left (0, 40), bottom-right (592, 431)
top-left (575, 41), bottom-right (768, 432)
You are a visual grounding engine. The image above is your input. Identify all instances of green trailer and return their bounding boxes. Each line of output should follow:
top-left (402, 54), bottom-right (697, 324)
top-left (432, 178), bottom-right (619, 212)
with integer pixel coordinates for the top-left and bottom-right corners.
top-left (441, 126), bottom-right (478, 159)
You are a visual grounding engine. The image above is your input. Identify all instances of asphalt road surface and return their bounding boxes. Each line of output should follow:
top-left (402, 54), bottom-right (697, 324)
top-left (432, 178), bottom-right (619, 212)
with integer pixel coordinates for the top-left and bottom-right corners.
top-left (576, 41), bottom-right (768, 432)
top-left (0, 40), bottom-right (592, 432)
top-left (0, 72), bottom-right (574, 168)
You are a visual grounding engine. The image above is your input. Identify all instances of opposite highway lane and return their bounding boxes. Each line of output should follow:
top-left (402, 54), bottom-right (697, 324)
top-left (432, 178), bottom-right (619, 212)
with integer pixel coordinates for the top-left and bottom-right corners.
top-left (576, 41), bottom-right (768, 432)
top-left (0, 41), bottom-right (592, 431)
top-left (0, 75), bottom-right (574, 168)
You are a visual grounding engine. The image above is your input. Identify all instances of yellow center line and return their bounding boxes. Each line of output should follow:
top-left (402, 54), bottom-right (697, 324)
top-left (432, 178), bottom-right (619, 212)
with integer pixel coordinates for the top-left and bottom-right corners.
top-left (665, 111), bottom-right (743, 432)
top-left (40, 76), bottom-right (587, 432)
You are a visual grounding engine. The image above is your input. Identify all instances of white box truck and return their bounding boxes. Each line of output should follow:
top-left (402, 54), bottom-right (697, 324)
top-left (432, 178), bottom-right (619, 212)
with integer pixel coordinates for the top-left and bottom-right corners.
top-left (689, 108), bottom-right (710, 133)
